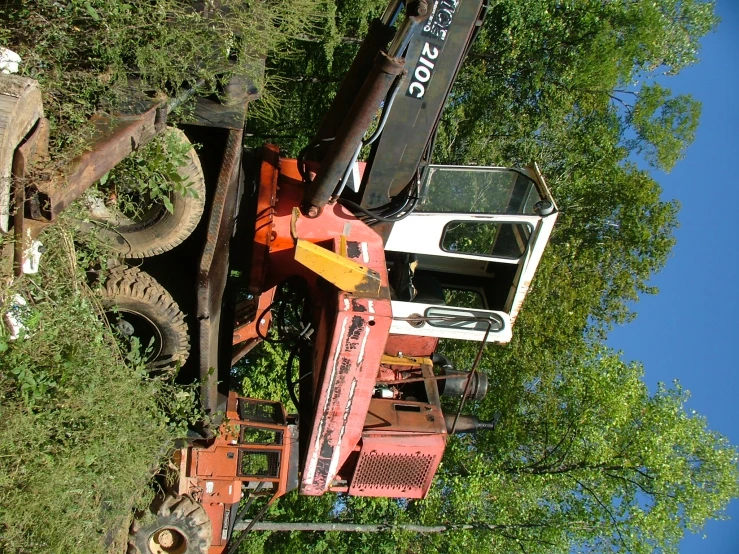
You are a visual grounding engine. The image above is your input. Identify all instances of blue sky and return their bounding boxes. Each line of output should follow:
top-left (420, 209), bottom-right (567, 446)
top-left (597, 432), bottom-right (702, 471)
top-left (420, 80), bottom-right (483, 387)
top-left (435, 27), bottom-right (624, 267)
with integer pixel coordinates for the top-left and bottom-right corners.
top-left (608, 1), bottom-right (739, 552)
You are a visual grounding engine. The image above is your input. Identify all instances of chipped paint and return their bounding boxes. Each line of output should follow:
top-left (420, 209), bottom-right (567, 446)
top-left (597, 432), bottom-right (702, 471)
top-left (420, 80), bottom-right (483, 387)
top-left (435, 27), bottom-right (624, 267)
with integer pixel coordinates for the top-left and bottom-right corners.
top-left (305, 315), bottom-right (349, 484)
top-left (301, 298), bottom-right (394, 495)
top-left (346, 240), bottom-right (362, 259)
top-left (510, 279), bottom-right (531, 326)
top-left (357, 320), bottom-right (371, 367)
top-left (328, 377), bottom-right (358, 480)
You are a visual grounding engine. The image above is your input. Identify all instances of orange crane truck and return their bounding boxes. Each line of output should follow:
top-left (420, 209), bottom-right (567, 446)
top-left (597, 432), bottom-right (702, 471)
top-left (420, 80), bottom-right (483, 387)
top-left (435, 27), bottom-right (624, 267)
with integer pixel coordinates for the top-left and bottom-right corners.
top-left (0, 1), bottom-right (557, 553)
top-left (150, 0), bottom-right (558, 551)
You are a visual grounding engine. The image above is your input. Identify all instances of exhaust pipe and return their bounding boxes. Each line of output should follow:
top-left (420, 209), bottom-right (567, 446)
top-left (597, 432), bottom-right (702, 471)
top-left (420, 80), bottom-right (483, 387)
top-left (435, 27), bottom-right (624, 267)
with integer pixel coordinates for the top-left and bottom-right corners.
top-left (444, 414), bottom-right (497, 434)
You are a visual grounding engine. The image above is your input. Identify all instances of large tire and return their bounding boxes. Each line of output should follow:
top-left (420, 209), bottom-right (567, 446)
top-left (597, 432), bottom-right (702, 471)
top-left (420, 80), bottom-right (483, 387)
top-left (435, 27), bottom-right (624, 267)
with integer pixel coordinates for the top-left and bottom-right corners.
top-left (128, 495), bottom-right (212, 554)
top-left (101, 266), bottom-right (190, 369)
top-left (88, 127), bottom-right (206, 258)
top-left (0, 75), bottom-right (44, 233)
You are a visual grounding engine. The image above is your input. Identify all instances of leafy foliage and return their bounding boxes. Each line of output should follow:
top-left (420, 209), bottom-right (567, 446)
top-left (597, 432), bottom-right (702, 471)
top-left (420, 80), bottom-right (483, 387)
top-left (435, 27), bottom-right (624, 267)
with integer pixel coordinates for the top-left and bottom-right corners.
top-left (1, 0), bottom-right (329, 158)
top-left (419, 347), bottom-right (739, 554)
top-left (244, 0), bottom-right (390, 155)
top-left (0, 223), bottom-right (201, 553)
top-left (95, 128), bottom-right (197, 216)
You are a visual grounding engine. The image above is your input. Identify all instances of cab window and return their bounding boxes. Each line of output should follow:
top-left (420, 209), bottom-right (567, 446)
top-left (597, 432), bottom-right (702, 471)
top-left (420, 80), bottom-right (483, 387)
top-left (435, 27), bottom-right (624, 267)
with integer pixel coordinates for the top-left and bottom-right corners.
top-left (418, 167), bottom-right (541, 215)
top-left (441, 221), bottom-right (531, 259)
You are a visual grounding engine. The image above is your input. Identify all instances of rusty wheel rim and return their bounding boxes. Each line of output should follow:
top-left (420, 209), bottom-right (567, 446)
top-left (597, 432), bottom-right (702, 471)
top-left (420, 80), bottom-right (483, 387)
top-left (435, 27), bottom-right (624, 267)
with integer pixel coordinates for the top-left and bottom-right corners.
top-left (148, 527), bottom-right (187, 554)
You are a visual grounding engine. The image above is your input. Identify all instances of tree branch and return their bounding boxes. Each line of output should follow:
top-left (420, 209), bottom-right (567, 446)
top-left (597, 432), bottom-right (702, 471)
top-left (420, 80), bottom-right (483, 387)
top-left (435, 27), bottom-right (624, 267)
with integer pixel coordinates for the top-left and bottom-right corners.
top-left (571, 477), bottom-right (632, 554)
top-left (604, 470), bottom-right (673, 499)
top-left (530, 420), bottom-right (576, 471)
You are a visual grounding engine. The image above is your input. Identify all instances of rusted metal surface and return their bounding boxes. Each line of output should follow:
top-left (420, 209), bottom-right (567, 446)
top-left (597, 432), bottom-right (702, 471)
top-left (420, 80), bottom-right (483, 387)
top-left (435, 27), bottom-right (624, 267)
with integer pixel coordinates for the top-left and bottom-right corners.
top-left (231, 288), bottom-right (276, 345)
top-left (33, 104), bottom-right (162, 220)
top-left (305, 52), bottom-right (406, 210)
top-left (312, 19), bottom-right (397, 153)
top-left (197, 128), bottom-right (244, 415)
top-left (247, 144), bottom-right (280, 296)
top-left (192, 72), bottom-right (262, 130)
top-left (12, 117), bottom-right (49, 274)
top-left (230, 287), bottom-right (276, 366)
top-left (26, 73), bottom-right (256, 222)
top-left (13, 73), bottom-right (257, 245)
top-left (12, 117), bottom-right (49, 176)
top-left (421, 359), bottom-right (442, 409)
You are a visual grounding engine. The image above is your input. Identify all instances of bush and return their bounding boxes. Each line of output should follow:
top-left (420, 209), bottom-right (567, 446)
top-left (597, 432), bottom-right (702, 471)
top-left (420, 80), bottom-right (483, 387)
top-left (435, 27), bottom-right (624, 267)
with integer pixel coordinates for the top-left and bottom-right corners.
top-left (0, 223), bottom-right (197, 553)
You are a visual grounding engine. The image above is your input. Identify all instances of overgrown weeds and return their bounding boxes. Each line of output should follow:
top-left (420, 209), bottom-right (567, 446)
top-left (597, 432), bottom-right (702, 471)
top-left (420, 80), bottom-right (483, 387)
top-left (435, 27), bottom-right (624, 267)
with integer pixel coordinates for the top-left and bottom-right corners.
top-left (1, 0), bottom-right (330, 159)
top-left (92, 127), bottom-right (198, 218)
top-left (0, 221), bottom-right (200, 554)
top-left (0, 1), bottom-right (336, 552)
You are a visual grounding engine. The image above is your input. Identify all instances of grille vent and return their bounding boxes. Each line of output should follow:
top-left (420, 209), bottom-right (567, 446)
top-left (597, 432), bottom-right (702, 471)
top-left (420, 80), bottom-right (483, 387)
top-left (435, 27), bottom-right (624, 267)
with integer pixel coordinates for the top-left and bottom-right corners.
top-left (352, 451), bottom-right (435, 493)
top-left (238, 450), bottom-right (280, 478)
top-left (238, 399), bottom-right (283, 424)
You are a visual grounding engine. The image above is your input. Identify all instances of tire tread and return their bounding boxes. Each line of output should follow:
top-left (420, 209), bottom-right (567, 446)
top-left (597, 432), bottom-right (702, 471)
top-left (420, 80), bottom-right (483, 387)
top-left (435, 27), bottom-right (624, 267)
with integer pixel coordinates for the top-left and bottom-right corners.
top-left (101, 266), bottom-right (190, 368)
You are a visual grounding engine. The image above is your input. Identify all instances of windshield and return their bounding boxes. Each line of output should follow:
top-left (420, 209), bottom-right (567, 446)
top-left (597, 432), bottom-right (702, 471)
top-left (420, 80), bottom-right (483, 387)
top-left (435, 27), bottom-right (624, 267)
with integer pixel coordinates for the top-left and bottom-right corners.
top-left (417, 166), bottom-right (541, 214)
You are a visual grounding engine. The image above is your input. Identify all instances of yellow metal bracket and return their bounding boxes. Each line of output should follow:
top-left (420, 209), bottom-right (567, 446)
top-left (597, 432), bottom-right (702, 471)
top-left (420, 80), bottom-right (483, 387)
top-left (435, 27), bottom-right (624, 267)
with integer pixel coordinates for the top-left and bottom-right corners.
top-left (380, 354), bottom-right (431, 367)
top-left (294, 238), bottom-right (383, 297)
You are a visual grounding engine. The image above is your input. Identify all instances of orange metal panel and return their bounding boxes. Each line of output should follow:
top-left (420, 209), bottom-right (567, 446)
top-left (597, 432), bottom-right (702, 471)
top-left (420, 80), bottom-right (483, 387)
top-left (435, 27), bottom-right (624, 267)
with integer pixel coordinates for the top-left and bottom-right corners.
top-left (196, 447), bottom-right (238, 478)
top-left (348, 432), bottom-right (445, 498)
top-left (232, 287), bottom-right (276, 345)
top-left (248, 144), bottom-right (281, 295)
top-left (300, 292), bottom-right (393, 496)
top-left (384, 334), bottom-right (439, 357)
top-left (363, 398), bottom-right (445, 434)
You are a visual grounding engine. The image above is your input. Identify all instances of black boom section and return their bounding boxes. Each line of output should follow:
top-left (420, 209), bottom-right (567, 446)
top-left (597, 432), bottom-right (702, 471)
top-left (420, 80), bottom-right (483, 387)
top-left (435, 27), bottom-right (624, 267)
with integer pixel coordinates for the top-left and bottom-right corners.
top-left (357, 0), bottom-right (486, 209)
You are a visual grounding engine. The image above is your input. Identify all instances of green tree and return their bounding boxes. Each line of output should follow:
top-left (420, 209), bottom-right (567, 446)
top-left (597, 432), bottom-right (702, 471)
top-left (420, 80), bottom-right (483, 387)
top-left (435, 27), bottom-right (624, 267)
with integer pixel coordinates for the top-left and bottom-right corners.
top-left (410, 347), bottom-right (739, 554)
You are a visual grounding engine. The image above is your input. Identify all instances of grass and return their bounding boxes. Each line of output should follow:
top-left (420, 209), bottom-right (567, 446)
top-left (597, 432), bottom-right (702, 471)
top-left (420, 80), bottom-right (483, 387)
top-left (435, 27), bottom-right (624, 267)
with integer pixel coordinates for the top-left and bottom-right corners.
top-left (1, 1), bottom-right (332, 552)
top-left (0, 220), bottom-right (202, 554)
top-left (1, 0), bottom-right (329, 159)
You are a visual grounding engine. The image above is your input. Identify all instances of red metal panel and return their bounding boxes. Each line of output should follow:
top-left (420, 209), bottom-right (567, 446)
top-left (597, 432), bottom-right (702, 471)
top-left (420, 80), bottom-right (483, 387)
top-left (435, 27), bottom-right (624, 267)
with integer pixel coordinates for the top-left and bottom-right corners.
top-left (349, 432), bottom-right (445, 498)
top-left (300, 292), bottom-right (393, 496)
top-left (259, 157), bottom-right (396, 497)
top-left (384, 334), bottom-right (439, 358)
